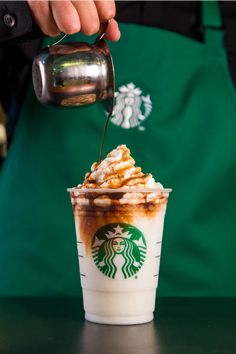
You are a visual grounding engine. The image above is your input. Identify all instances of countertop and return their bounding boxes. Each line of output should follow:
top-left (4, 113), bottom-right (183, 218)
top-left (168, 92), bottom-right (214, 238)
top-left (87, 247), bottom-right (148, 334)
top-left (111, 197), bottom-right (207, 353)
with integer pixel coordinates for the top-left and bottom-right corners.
top-left (0, 297), bottom-right (235, 354)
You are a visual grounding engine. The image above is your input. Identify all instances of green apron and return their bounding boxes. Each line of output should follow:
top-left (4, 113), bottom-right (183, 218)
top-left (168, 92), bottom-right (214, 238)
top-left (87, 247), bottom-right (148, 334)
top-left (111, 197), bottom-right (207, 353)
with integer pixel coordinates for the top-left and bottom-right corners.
top-left (0, 1), bottom-right (236, 296)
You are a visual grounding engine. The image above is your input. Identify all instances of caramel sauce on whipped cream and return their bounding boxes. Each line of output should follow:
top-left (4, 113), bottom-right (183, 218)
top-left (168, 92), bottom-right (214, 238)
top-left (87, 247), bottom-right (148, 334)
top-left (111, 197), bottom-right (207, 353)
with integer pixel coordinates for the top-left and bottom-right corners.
top-left (78, 145), bottom-right (163, 189)
top-left (70, 145), bottom-right (169, 254)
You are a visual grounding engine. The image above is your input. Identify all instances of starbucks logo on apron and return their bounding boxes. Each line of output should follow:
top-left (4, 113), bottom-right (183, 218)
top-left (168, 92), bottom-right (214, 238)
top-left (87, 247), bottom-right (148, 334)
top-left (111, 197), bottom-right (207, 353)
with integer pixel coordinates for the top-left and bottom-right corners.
top-left (92, 223), bottom-right (147, 279)
top-left (111, 83), bottom-right (152, 130)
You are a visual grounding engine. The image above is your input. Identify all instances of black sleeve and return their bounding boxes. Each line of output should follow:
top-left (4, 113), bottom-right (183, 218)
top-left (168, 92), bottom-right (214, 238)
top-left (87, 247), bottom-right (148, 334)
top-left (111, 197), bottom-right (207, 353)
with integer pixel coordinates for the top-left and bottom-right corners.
top-left (0, 1), bottom-right (43, 44)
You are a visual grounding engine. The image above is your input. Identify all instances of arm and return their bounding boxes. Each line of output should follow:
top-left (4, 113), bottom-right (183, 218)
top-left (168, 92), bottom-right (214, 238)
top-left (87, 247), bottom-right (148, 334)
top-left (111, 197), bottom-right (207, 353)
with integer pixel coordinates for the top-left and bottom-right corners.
top-left (0, 1), bottom-right (34, 43)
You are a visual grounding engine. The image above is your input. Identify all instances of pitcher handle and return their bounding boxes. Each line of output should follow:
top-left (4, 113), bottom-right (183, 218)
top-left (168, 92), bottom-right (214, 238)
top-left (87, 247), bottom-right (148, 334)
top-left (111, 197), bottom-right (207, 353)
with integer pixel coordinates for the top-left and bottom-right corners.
top-left (49, 33), bottom-right (67, 47)
top-left (95, 21), bottom-right (109, 44)
top-left (48, 21), bottom-right (108, 48)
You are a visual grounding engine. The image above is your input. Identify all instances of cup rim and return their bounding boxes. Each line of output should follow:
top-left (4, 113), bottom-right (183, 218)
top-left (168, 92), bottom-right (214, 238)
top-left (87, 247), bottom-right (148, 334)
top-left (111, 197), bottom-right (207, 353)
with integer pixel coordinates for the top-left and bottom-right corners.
top-left (67, 187), bottom-right (172, 194)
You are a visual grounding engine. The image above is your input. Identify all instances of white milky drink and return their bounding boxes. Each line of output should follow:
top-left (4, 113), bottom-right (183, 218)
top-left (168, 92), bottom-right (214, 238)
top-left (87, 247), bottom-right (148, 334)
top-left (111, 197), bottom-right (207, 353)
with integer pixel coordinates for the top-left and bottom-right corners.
top-left (69, 188), bottom-right (171, 325)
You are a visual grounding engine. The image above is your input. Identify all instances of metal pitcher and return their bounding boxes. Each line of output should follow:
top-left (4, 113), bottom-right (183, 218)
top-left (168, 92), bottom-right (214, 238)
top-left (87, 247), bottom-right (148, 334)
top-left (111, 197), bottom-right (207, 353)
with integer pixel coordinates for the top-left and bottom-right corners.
top-left (32, 27), bottom-right (115, 113)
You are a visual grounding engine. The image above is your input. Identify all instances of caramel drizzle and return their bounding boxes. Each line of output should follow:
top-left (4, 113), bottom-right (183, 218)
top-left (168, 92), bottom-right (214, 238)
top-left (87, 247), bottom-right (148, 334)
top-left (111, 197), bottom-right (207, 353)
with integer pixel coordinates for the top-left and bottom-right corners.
top-left (83, 171), bottom-right (152, 189)
top-left (82, 146), bottom-right (153, 189)
top-left (99, 111), bottom-right (112, 162)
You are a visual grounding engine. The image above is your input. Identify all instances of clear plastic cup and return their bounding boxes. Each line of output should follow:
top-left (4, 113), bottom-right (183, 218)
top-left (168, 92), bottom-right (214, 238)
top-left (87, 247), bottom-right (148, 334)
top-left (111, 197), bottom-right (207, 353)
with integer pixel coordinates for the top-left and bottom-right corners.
top-left (68, 188), bottom-right (171, 325)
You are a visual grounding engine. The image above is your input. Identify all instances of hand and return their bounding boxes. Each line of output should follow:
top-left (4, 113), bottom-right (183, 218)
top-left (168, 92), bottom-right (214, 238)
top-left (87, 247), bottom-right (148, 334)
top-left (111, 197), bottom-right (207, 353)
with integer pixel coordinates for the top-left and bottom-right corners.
top-left (27, 0), bottom-right (120, 41)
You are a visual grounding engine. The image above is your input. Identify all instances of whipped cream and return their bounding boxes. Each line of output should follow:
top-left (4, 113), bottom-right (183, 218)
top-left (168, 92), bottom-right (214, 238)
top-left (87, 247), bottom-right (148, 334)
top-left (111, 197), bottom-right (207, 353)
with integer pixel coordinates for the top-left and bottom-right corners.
top-left (77, 145), bottom-right (163, 189)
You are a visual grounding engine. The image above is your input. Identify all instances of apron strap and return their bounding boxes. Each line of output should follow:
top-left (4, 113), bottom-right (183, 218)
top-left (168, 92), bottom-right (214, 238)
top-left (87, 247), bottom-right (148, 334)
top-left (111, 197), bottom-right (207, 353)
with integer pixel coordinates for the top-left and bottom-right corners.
top-left (201, 0), bottom-right (224, 50)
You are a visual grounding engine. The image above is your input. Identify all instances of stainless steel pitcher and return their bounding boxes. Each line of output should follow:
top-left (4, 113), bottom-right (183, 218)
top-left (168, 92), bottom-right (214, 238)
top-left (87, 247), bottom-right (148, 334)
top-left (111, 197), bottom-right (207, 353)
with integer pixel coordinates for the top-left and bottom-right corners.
top-left (32, 28), bottom-right (115, 113)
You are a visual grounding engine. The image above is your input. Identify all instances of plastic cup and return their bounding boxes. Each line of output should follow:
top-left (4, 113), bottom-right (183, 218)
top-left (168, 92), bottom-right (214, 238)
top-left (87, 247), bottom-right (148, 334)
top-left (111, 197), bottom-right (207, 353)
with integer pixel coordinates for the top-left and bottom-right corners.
top-left (68, 188), bottom-right (171, 325)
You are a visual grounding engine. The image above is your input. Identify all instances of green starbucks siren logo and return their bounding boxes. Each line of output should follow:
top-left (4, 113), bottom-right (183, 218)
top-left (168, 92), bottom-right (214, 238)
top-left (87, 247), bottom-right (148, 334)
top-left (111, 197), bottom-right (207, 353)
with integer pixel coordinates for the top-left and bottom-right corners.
top-left (92, 223), bottom-right (147, 279)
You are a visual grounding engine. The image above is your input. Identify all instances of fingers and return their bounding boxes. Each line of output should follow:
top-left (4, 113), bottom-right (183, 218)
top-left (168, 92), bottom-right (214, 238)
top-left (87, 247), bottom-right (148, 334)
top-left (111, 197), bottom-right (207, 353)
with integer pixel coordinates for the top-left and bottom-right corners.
top-left (27, 0), bottom-right (120, 40)
top-left (72, 1), bottom-right (100, 36)
top-left (95, 0), bottom-right (116, 22)
top-left (27, 0), bottom-right (60, 37)
top-left (95, 1), bottom-right (120, 41)
top-left (50, 1), bottom-right (81, 35)
top-left (104, 19), bottom-right (121, 41)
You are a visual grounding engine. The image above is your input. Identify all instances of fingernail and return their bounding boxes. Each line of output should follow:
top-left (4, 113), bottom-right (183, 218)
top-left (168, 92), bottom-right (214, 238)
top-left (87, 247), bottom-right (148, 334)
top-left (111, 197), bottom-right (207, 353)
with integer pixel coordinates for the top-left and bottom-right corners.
top-left (116, 30), bottom-right (121, 41)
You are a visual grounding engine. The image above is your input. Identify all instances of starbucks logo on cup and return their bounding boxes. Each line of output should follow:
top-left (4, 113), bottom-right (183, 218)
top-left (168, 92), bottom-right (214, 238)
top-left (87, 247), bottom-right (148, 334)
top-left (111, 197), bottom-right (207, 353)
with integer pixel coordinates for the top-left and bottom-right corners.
top-left (92, 223), bottom-right (147, 279)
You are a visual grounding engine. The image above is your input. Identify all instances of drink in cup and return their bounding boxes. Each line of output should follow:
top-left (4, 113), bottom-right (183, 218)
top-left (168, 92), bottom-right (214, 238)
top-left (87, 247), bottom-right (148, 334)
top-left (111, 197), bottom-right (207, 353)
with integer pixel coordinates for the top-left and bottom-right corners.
top-left (68, 145), bottom-right (171, 325)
